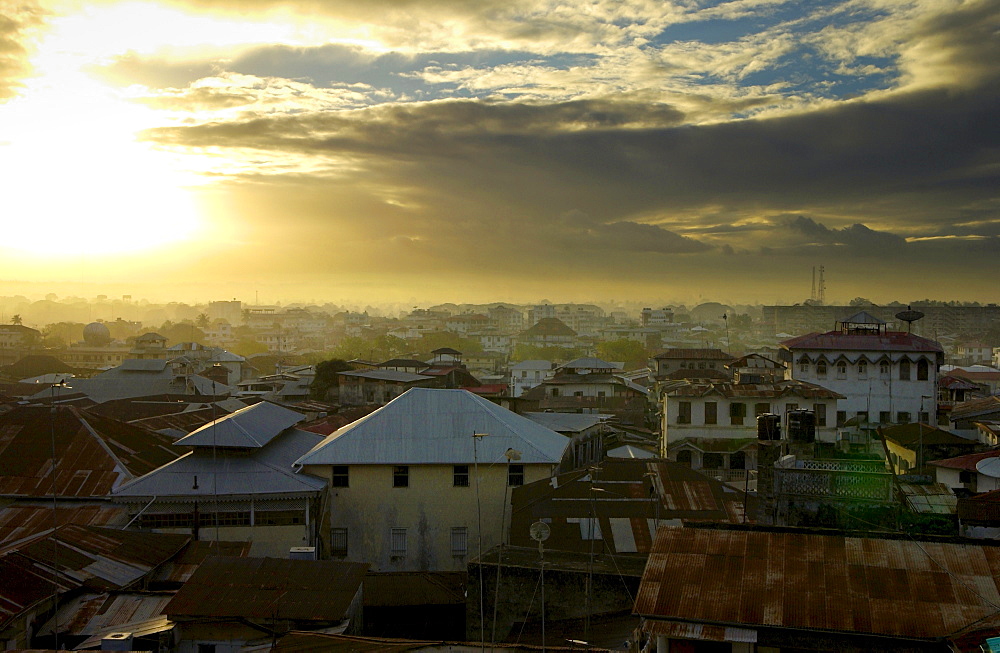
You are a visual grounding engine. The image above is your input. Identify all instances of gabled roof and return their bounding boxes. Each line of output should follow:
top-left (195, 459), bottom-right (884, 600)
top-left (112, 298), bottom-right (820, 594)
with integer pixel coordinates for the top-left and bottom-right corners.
top-left (114, 427), bottom-right (326, 500)
top-left (295, 388), bottom-right (568, 466)
top-left (338, 369), bottom-right (433, 383)
top-left (635, 524), bottom-right (1000, 641)
top-left (164, 557), bottom-right (369, 621)
top-left (841, 310), bottom-right (885, 324)
top-left (175, 401), bottom-right (304, 448)
top-left (929, 449), bottom-right (1000, 472)
top-left (940, 375), bottom-right (981, 391)
top-left (520, 317), bottom-right (576, 337)
top-left (524, 412), bottom-right (610, 434)
top-left (952, 396), bottom-right (1000, 422)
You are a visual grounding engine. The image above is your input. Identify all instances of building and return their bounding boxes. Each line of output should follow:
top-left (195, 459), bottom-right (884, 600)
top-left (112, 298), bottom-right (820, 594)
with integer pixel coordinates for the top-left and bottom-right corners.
top-left (294, 388), bottom-right (569, 572)
top-left (521, 357), bottom-right (648, 425)
top-left (880, 422), bottom-right (981, 475)
top-left (780, 311), bottom-right (944, 427)
top-left (508, 360), bottom-right (555, 397)
top-left (113, 401), bottom-right (327, 557)
top-left (634, 522), bottom-right (1000, 652)
top-left (648, 348), bottom-right (733, 382)
top-left (516, 317), bottom-right (578, 349)
top-left (164, 557), bottom-right (368, 651)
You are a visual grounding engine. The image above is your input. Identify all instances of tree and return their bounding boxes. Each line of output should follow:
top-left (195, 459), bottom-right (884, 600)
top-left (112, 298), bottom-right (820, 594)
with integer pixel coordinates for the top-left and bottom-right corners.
top-left (232, 338), bottom-right (269, 357)
top-left (195, 313), bottom-right (210, 328)
top-left (849, 297), bottom-right (873, 307)
top-left (512, 344), bottom-right (585, 363)
top-left (10, 315), bottom-right (22, 326)
top-left (596, 339), bottom-right (650, 370)
top-left (159, 321), bottom-right (206, 346)
top-left (311, 358), bottom-right (352, 400)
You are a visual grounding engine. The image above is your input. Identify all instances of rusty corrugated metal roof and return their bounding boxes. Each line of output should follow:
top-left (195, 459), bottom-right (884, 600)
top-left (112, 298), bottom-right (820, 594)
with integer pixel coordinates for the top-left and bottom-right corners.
top-left (362, 572), bottom-right (466, 607)
top-left (0, 525), bottom-right (189, 629)
top-left (164, 557), bottom-right (369, 622)
top-left (635, 524), bottom-right (1000, 641)
top-left (0, 406), bottom-right (179, 498)
top-left (0, 503), bottom-right (127, 553)
top-left (151, 539), bottom-right (252, 585)
top-left (510, 459), bottom-right (750, 556)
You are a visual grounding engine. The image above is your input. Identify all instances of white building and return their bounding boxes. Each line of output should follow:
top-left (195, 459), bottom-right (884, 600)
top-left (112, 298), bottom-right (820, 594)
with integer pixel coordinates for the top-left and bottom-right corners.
top-left (508, 360), bottom-right (555, 397)
top-left (781, 311), bottom-right (944, 427)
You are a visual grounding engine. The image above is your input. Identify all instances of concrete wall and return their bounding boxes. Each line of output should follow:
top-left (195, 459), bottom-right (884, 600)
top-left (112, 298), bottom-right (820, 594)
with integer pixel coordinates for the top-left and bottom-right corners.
top-left (305, 463), bottom-right (554, 572)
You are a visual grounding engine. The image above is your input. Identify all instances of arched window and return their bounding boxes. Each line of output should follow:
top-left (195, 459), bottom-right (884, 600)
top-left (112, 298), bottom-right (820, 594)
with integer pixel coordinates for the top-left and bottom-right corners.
top-left (676, 450), bottom-right (692, 467)
top-left (816, 360), bottom-right (827, 378)
top-left (917, 359), bottom-right (929, 381)
top-left (880, 361), bottom-right (890, 377)
top-left (798, 357), bottom-right (810, 375)
top-left (858, 360), bottom-right (867, 378)
top-left (837, 362), bottom-right (847, 379)
top-left (899, 358), bottom-right (911, 381)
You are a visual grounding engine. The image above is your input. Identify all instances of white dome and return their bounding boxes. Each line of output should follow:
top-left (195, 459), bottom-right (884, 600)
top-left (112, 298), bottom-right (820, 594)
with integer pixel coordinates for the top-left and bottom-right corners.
top-left (82, 322), bottom-right (112, 346)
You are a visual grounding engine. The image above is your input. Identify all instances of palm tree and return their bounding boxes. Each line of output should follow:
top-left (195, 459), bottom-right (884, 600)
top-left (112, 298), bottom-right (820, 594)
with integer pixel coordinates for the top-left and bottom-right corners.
top-left (196, 313), bottom-right (210, 328)
top-left (10, 314), bottom-right (22, 326)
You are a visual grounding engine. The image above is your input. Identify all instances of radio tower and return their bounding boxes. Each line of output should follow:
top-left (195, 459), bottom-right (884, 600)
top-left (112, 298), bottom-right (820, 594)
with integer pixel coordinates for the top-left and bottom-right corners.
top-left (810, 266), bottom-right (827, 304)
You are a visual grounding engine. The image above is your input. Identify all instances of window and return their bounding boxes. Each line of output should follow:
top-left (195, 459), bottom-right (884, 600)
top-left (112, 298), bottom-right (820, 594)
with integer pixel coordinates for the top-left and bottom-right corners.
top-left (451, 527), bottom-right (468, 556)
top-left (857, 411), bottom-right (868, 423)
top-left (858, 361), bottom-right (867, 378)
top-left (676, 450), bottom-right (692, 466)
top-left (836, 362), bottom-right (847, 379)
top-left (508, 464), bottom-right (525, 487)
top-left (836, 411), bottom-right (847, 427)
top-left (390, 528), bottom-right (407, 556)
top-left (785, 403), bottom-right (798, 415)
top-left (331, 465), bottom-right (349, 488)
top-left (521, 371), bottom-right (527, 378)
top-left (698, 362), bottom-right (706, 369)
top-left (574, 391), bottom-right (583, 397)
top-left (393, 465), bottom-right (409, 488)
top-left (730, 451), bottom-right (746, 470)
top-left (960, 471), bottom-right (974, 484)
top-left (198, 644), bottom-right (216, 653)
top-left (816, 360), bottom-right (827, 378)
top-left (580, 517), bottom-right (601, 540)
top-left (331, 528), bottom-right (348, 557)
top-left (880, 361), bottom-right (890, 377)
top-left (897, 411), bottom-right (911, 424)
top-left (813, 403), bottom-right (827, 427)
top-left (899, 359), bottom-right (910, 381)
top-left (879, 411), bottom-right (891, 424)
top-left (730, 403), bottom-right (746, 426)
top-left (677, 401), bottom-right (692, 424)
top-left (453, 465), bottom-right (469, 487)
top-left (917, 359), bottom-right (929, 381)
top-left (597, 391), bottom-right (606, 398)
top-left (755, 403), bottom-right (770, 417)
top-left (551, 388), bottom-right (560, 397)
top-left (704, 402), bottom-right (717, 425)
top-left (798, 359), bottom-right (809, 375)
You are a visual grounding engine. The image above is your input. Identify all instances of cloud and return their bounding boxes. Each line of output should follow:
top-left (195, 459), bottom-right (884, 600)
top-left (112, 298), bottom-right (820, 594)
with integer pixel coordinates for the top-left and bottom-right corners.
top-left (0, 1), bottom-right (45, 100)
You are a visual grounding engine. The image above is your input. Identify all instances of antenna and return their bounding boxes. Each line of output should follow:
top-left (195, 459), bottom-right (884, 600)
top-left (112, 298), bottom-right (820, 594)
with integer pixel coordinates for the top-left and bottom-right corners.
top-left (817, 265), bottom-right (826, 304)
top-left (530, 520), bottom-right (550, 652)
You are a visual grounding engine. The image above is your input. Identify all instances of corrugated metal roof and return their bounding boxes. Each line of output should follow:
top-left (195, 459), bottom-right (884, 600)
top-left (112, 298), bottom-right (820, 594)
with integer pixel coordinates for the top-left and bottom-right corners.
top-left (151, 539), bottom-right (252, 585)
top-left (338, 369), bottom-right (433, 383)
top-left (37, 591), bottom-right (174, 641)
top-left (929, 449), bottom-right (1000, 472)
top-left (362, 572), bottom-right (466, 607)
top-left (524, 412), bottom-right (610, 434)
top-left (175, 401), bottom-right (305, 448)
top-left (0, 525), bottom-right (189, 629)
top-left (113, 428), bottom-right (326, 499)
top-left (0, 406), bottom-right (180, 498)
top-left (606, 445), bottom-right (656, 459)
top-left (295, 388), bottom-right (569, 466)
top-left (164, 557), bottom-right (369, 621)
top-left (635, 524), bottom-right (1000, 641)
top-left (0, 503), bottom-right (128, 553)
top-left (667, 379), bottom-right (843, 399)
top-left (509, 459), bottom-right (749, 555)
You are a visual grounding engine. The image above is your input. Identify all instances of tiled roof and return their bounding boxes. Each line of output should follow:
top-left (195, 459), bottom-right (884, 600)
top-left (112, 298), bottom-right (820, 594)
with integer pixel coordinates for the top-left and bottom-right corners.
top-left (164, 557), bottom-right (369, 621)
top-left (635, 524), bottom-right (1000, 641)
top-left (780, 330), bottom-right (944, 354)
top-left (666, 379), bottom-right (843, 400)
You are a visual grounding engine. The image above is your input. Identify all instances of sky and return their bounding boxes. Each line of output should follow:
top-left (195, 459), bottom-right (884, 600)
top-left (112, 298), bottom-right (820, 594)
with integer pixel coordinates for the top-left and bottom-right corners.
top-left (0, 0), bottom-right (997, 306)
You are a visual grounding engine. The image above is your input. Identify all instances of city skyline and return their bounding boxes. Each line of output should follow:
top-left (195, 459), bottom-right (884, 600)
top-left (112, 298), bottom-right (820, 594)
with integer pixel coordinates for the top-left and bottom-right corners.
top-left (1, 0), bottom-right (997, 305)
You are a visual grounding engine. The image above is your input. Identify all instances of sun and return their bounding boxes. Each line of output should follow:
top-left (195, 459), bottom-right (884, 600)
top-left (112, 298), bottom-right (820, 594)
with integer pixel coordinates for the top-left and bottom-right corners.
top-left (0, 3), bottom-right (207, 259)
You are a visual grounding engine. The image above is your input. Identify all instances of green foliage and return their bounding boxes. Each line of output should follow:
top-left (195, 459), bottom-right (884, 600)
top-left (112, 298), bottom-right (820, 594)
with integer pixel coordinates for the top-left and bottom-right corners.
top-left (231, 338), bottom-right (269, 357)
top-left (329, 334), bottom-right (410, 362)
top-left (158, 321), bottom-right (206, 346)
top-left (596, 339), bottom-right (650, 370)
top-left (311, 358), bottom-right (352, 400)
top-left (44, 322), bottom-right (86, 346)
top-left (412, 332), bottom-right (482, 359)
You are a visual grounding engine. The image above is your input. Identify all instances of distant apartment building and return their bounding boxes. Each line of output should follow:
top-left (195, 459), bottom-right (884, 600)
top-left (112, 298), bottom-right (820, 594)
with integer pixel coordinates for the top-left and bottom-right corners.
top-left (640, 307), bottom-right (674, 326)
top-left (763, 303), bottom-right (1000, 339)
top-left (508, 360), bottom-right (555, 397)
top-left (207, 300), bottom-right (242, 325)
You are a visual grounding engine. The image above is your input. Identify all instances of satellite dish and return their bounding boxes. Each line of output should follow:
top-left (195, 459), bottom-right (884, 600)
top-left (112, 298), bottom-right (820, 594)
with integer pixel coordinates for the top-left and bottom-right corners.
top-left (895, 306), bottom-right (925, 332)
top-left (529, 521), bottom-right (551, 542)
top-left (977, 457), bottom-right (1000, 479)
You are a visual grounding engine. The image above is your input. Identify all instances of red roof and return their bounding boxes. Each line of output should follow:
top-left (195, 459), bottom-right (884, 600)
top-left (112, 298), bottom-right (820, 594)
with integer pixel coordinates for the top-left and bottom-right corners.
top-left (929, 449), bottom-right (1000, 471)
top-left (780, 330), bottom-right (943, 353)
top-left (653, 348), bottom-right (732, 360)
